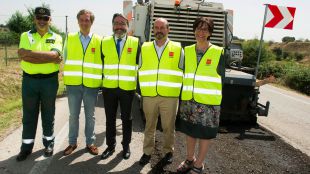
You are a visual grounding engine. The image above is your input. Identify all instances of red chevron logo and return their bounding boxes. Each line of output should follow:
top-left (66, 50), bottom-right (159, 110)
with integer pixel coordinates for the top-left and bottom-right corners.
top-left (265, 4), bottom-right (296, 30)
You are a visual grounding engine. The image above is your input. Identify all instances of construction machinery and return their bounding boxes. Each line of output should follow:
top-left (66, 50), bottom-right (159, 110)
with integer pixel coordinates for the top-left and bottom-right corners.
top-left (125, 0), bottom-right (270, 124)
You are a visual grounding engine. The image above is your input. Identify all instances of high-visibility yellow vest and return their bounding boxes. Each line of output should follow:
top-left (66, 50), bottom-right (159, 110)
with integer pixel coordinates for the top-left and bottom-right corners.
top-left (182, 44), bottom-right (223, 105)
top-left (63, 33), bottom-right (102, 88)
top-left (19, 30), bottom-right (63, 74)
top-left (101, 36), bottom-right (139, 90)
top-left (139, 41), bottom-right (183, 97)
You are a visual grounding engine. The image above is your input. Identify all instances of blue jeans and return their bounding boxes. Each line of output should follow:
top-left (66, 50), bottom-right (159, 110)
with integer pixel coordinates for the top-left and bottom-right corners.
top-left (67, 85), bottom-right (98, 145)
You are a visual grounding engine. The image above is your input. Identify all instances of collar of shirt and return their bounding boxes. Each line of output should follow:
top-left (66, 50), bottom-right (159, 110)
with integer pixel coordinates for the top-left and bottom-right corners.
top-left (154, 38), bottom-right (169, 48)
top-left (29, 27), bottom-right (53, 35)
top-left (153, 38), bottom-right (169, 58)
top-left (79, 31), bottom-right (92, 40)
top-left (154, 38), bottom-right (169, 49)
top-left (114, 35), bottom-right (127, 43)
top-left (79, 32), bottom-right (92, 52)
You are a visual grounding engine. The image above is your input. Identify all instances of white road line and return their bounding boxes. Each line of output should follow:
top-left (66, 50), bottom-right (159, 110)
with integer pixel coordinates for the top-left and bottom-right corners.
top-left (263, 86), bottom-right (310, 105)
top-left (29, 122), bottom-right (68, 174)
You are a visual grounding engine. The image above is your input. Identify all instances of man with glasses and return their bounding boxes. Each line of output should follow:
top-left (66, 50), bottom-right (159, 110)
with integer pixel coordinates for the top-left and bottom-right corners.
top-left (100, 13), bottom-right (140, 160)
top-left (16, 7), bottom-right (63, 161)
top-left (62, 9), bottom-right (102, 156)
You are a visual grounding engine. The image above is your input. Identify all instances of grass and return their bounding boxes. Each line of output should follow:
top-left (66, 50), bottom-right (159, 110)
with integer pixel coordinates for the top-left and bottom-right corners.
top-left (0, 45), bottom-right (19, 60)
top-left (0, 60), bottom-right (22, 140)
top-left (0, 57), bottom-right (66, 140)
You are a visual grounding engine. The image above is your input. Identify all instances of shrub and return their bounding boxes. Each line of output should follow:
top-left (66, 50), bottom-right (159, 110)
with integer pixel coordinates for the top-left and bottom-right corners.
top-left (242, 39), bottom-right (275, 67)
top-left (282, 36), bottom-right (295, 43)
top-left (259, 61), bottom-right (310, 95)
top-left (285, 66), bottom-right (310, 95)
top-left (272, 47), bottom-right (282, 60)
top-left (258, 61), bottom-right (292, 78)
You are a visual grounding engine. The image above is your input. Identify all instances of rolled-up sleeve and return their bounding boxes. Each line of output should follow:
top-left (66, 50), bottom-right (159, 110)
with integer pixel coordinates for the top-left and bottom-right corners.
top-left (50, 34), bottom-right (63, 56)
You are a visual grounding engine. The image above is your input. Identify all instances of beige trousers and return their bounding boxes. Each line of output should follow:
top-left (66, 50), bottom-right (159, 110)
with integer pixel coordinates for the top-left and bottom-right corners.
top-left (142, 96), bottom-right (179, 155)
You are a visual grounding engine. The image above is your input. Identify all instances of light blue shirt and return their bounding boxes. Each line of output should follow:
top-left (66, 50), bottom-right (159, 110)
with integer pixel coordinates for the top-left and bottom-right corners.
top-left (79, 32), bottom-right (92, 52)
top-left (63, 32), bottom-right (93, 60)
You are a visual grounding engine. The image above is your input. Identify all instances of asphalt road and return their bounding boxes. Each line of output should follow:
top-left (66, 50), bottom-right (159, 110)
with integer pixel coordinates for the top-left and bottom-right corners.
top-left (258, 84), bottom-right (310, 156)
top-left (0, 92), bottom-right (151, 174)
top-left (0, 85), bottom-right (309, 174)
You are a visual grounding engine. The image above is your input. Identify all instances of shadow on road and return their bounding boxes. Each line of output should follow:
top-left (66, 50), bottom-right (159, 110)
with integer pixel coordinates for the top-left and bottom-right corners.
top-left (219, 123), bottom-right (276, 141)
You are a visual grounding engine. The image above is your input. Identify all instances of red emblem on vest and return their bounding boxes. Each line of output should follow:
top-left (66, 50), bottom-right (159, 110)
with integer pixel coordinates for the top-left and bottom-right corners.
top-left (91, 48), bottom-right (95, 53)
top-left (127, 47), bottom-right (132, 53)
top-left (169, 52), bottom-right (174, 58)
top-left (206, 59), bottom-right (212, 65)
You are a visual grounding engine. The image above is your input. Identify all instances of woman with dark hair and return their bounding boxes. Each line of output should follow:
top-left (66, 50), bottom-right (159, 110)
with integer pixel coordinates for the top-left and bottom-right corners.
top-left (176, 17), bottom-right (224, 174)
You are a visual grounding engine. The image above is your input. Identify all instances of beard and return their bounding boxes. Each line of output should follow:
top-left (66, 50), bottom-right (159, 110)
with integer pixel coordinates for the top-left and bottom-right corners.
top-left (114, 29), bottom-right (127, 38)
top-left (155, 32), bottom-right (165, 40)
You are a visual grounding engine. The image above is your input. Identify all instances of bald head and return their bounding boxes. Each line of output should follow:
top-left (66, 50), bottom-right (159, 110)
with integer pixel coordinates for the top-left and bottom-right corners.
top-left (154, 18), bottom-right (169, 29)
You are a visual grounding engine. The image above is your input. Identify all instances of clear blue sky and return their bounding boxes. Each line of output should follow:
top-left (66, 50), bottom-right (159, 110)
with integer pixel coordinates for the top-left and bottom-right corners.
top-left (0, 0), bottom-right (309, 42)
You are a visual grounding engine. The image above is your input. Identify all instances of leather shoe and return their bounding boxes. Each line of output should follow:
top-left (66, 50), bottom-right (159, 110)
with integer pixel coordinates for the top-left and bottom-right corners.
top-left (86, 145), bottom-right (99, 155)
top-left (139, 153), bottom-right (151, 165)
top-left (162, 152), bottom-right (173, 164)
top-left (101, 147), bottom-right (115, 159)
top-left (16, 150), bottom-right (31, 161)
top-left (63, 144), bottom-right (77, 156)
top-left (122, 148), bottom-right (131, 159)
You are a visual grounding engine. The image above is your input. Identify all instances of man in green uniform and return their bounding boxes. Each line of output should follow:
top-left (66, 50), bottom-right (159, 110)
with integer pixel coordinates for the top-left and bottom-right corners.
top-left (16, 7), bottom-right (63, 161)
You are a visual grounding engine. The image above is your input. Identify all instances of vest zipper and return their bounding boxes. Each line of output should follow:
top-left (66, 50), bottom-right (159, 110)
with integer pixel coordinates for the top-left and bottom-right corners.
top-left (80, 34), bottom-right (93, 86)
top-left (117, 37), bottom-right (128, 88)
top-left (154, 41), bottom-right (169, 97)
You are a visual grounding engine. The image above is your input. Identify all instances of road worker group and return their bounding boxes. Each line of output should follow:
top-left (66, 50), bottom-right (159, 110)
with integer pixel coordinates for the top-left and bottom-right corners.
top-left (17, 7), bottom-right (223, 173)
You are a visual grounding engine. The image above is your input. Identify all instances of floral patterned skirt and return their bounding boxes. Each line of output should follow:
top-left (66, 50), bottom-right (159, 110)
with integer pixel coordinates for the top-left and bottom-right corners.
top-left (176, 99), bottom-right (220, 139)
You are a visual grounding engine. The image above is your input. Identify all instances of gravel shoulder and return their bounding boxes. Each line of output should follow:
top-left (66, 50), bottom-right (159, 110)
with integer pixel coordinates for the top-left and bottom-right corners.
top-left (150, 124), bottom-right (310, 174)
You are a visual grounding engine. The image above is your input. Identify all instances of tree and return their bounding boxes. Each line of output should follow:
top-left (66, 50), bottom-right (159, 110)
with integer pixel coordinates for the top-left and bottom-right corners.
top-left (6, 11), bottom-right (32, 35)
top-left (282, 36), bottom-right (295, 43)
top-left (242, 39), bottom-right (275, 67)
top-left (5, 4), bottom-right (65, 42)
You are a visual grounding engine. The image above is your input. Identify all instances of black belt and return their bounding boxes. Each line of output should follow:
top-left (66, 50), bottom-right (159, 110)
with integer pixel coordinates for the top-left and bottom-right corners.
top-left (23, 71), bottom-right (58, 79)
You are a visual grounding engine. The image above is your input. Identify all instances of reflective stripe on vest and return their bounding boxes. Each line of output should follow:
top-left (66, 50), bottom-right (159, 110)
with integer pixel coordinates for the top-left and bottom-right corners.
top-left (101, 36), bottom-right (139, 90)
top-left (139, 41), bottom-right (183, 97)
top-left (63, 33), bottom-right (102, 87)
top-left (181, 44), bottom-right (223, 105)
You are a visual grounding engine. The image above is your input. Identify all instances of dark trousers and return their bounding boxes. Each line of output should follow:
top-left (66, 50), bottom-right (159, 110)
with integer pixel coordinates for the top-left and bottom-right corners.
top-left (21, 74), bottom-right (58, 151)
top-left (102, 87), bottom-right (135, 150)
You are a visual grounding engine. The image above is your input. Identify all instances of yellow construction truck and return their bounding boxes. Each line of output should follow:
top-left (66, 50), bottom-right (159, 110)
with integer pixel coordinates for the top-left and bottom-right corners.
top-left (126, 0), bottom-right (270, 124)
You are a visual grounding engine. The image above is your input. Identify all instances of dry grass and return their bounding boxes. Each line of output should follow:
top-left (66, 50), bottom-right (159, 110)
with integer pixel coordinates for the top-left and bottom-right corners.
top-left (0, 58), bottom-right (66, 140)
top-left (270, 42), bottom-right (310, 65)
top-left (0, 61), bottom-right (22, 140)
top-left (0, 45), bottom-right (19, 60)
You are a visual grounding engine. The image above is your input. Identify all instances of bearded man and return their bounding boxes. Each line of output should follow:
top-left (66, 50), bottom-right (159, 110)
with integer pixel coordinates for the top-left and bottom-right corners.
top-left (100, 13), bottom-right (140, 160)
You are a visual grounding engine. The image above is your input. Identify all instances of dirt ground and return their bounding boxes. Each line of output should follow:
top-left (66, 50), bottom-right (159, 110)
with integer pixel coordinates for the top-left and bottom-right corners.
top-left (148, 124), bottom-right (310, 174)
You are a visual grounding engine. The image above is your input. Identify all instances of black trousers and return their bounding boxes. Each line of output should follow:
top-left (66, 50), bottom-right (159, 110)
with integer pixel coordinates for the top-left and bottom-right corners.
top-left (102, 87), bottom-right (135, 150)
top-left (21, 73), bottom-right (58, 151)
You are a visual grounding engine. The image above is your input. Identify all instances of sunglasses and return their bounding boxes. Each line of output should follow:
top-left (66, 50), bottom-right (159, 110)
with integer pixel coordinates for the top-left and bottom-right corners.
top-left (35, 16), bottom-right (50, 21)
